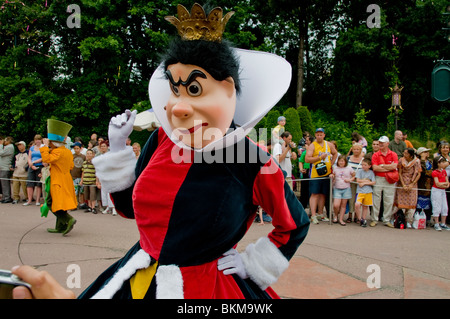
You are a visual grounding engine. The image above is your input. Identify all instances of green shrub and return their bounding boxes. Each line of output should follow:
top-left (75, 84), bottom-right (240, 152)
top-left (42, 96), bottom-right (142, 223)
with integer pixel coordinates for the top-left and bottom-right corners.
top-left (297, 105), bottom-right (314, 136)
top-left (283, 107), bottom-right (302, 145)
top-left (264, 109), bottom-right (282, 143)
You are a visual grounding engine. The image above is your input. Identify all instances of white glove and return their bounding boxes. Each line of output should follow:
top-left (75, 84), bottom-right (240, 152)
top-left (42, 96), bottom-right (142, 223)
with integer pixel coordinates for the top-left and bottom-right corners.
top-left (217, 248), bottom-right (248, 279)
top-left (108, 109), bottom-right (137, 152)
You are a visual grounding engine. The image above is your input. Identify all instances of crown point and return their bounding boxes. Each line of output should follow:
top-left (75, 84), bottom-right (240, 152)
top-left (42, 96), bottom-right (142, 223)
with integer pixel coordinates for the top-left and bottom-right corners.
top-left (165, 3), bottom-right (234, 42)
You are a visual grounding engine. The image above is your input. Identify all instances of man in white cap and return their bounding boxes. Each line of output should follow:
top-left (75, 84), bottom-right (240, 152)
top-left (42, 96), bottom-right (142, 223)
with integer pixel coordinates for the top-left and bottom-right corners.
top-left (371, 136), bottom-right (399, 227)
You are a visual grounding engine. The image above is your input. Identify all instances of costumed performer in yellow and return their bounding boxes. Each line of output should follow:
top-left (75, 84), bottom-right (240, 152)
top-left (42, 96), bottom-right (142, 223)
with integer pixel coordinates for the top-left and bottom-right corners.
top-left (40, 119), bottom-right (78, 236)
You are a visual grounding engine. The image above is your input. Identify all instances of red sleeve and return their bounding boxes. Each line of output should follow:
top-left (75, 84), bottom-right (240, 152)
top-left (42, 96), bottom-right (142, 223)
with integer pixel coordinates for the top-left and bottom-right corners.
top-left (252, 158), bottom-right (310, 260)
top-left (431, 170), bottom-right (437, 179)
top-left (371, 152), bottom-right (381, 166)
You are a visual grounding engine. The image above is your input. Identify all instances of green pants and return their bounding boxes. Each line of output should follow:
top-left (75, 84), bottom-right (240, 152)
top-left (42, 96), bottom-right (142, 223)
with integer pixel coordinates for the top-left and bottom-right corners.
top-left (49, 210), bottom-right (74, 232)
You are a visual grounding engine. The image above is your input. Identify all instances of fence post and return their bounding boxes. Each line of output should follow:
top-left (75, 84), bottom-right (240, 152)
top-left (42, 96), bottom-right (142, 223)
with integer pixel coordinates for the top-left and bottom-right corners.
top-left (329, 176), bottom-right (333, 225)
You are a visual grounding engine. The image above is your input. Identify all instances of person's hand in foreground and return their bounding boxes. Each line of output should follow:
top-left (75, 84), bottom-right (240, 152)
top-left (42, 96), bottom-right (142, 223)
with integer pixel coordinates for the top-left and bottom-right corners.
top-left (12, 265), bottom-right (76, 299)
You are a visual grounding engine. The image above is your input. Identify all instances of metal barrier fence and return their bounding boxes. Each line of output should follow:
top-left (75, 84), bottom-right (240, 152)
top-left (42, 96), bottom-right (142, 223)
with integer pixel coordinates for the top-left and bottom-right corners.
top-left (291, 176), bottom-right (449, 225)
top-left (0, 175), bottom-right (448, 226)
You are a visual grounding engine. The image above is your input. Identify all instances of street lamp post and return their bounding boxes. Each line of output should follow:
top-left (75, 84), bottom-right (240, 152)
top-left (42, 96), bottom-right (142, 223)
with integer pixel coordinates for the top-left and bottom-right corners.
top-left (391, 83), bottom-right (403, 130)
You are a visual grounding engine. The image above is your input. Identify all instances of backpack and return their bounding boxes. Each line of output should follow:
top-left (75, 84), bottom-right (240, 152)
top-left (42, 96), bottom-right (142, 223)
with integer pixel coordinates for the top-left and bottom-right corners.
top-left (394, 210), bottom-right (406, 229)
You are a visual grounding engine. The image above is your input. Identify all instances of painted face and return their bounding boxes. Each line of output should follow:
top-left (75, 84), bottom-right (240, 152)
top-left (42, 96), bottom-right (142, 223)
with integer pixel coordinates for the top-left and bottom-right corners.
top-left (165, 63), bottom-right (236, 149)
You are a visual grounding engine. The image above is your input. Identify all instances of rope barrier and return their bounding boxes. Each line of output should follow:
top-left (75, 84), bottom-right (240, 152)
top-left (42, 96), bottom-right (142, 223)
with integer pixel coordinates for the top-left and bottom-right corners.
top-left (291, 176), bottom-right (450, 193)
top-left (0, 175), bottom-right (448, 193)
top-left (0, 177), bottom-right (44, 184)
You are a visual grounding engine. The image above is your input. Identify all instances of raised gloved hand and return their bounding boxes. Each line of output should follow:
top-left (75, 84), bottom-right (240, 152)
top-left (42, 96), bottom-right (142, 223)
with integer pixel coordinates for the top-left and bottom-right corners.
top-left (108, 109), bottom-right (137, 152)
top-left (217, 248), bottom-right (248, 279)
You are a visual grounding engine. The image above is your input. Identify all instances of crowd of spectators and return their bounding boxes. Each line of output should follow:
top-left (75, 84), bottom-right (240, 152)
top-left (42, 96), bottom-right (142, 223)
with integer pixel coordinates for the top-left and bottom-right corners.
top-left (0, 133), bottom-right (141, 218)
top-left (270, 127), bottom-right (450, 231)
top-left (1, 125), bottom-right (448, 232)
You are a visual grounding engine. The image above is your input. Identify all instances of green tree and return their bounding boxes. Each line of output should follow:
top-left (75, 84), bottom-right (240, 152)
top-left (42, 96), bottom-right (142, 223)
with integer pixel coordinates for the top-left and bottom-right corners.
top-left (0, 1), bottom-right (59, 141)
top-left (330, 0), bottom-right (450, 131)
top-left (264, 109), bottom-right (281, 143)
top-left (311, 109), bottom-right (353, 154)
top-left (283, 107), bottom-right (302, 144)
top-left (297, 105), bottom-right (314, 135)
top-left (264, 0), bottom-right (340, 107)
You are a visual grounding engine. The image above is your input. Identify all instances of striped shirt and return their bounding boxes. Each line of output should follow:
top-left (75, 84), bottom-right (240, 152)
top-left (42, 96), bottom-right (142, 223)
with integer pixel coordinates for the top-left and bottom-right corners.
top-left (82, 161), bottom-right (96, 185)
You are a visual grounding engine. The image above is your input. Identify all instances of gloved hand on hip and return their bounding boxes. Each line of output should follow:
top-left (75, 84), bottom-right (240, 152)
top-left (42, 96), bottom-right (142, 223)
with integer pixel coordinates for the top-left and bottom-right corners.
top-left (217, 248), bottom-right (248, 279)
top-left (108, 109), bottom-right (137, 152)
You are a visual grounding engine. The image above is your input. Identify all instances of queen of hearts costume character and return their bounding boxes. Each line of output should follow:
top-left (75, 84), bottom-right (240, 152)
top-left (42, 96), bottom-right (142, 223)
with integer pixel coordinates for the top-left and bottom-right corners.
top-left (79, 3), bottom-right (310, 299)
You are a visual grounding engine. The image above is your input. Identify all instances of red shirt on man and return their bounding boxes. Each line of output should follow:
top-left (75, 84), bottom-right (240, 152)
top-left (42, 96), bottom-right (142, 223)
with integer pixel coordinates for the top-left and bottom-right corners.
top-left (371, 150), bottom-right (399, 177)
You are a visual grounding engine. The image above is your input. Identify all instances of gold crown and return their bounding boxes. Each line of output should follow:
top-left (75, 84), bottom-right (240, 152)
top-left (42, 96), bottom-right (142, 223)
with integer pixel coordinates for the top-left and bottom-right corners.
top-left (165, 3), bottom-right (234, 42)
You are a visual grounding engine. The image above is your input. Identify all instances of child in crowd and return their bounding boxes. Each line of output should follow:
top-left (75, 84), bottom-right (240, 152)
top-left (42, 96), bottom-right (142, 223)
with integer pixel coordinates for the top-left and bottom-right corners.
top-left (272, 116), bottom-right (286, 145)
top-left (331, 155), bottom-right (355, 226)
top-left (431, 156), bottom-right (449, 231)
top-left (71, 142), bottom-right (86, 209)
top-left (355, 158), bottom-right (376, 227)
top-left (80, 149), bottom-right (98, 214)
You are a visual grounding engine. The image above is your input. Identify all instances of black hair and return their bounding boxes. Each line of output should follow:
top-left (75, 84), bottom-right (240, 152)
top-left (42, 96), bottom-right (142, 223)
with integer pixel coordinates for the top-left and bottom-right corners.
top-left (433, 155), bottom-right (448, 169)
top-left (280, 131), bottom-right (291, 139)
top-left (162, 38), bottom-right (241, 94)
top-left (405, 148), bottom-right (416, 159)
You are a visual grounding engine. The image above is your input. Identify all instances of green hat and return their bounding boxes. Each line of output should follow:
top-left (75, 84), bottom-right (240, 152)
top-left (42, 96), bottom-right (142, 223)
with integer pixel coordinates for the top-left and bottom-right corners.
top-left (47, 119), bottom-right (72, 143)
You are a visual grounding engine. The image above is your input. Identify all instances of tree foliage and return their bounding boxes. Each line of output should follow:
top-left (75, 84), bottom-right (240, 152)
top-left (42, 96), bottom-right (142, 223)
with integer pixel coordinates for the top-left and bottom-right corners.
top-left (0, 0), bottom-right (448, 147)
top-left (296, 105), bottom-right (314, 135)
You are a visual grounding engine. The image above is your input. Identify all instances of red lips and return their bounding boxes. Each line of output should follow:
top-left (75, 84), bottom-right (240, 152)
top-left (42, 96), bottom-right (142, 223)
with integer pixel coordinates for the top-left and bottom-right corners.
top-left (180, 122), bottom-right (209, 134)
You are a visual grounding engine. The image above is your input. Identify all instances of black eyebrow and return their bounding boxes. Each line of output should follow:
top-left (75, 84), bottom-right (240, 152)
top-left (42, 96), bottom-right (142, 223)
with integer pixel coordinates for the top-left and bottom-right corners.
top-left (165, 69), bottom-right (207, 87)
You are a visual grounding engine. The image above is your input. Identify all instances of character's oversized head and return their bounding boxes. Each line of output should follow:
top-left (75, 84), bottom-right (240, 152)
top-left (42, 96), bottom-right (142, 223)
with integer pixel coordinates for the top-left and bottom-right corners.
top-left (147, 3), bottom-right (292, 151)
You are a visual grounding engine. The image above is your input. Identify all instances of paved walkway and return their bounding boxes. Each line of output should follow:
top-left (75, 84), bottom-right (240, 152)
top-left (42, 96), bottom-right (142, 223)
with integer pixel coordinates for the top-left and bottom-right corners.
top-left (1, 202), bottom-right (450, 299)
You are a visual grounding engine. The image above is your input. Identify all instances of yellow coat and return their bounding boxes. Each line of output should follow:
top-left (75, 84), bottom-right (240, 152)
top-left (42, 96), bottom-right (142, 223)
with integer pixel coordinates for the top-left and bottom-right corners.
top-left (40, 146), bottom-right (78, 212)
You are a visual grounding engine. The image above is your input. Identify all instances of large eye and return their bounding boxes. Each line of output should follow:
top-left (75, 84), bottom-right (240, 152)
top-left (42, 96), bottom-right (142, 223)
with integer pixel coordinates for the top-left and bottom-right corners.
top-left (171, 84), bottom-right (180, 96)
top-left (186, 81), bottom-right (202, 97)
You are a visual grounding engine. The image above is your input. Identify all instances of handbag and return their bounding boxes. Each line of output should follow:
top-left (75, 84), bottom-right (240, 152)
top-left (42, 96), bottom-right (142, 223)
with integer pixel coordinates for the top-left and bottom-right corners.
top-left (385, 170), bottom-right (399, 184)
top-left (315, 161), bottom-right (328, 176)
top-left (314, 141), bottom-right (329, 176)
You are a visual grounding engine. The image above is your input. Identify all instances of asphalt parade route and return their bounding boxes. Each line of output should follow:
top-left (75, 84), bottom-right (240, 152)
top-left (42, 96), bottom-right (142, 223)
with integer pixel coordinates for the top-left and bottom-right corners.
top-left (1, 201), bottom-right (450, 300)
